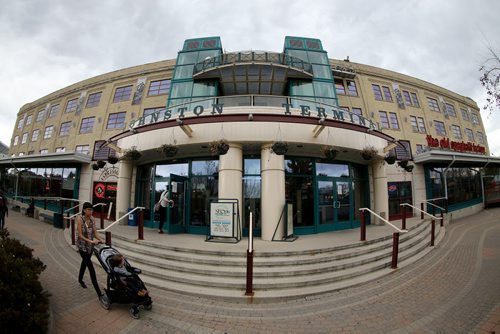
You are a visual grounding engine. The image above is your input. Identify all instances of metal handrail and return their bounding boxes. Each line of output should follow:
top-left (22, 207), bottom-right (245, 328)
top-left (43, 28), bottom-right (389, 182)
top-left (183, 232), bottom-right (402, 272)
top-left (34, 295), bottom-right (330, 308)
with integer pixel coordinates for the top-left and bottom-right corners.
top-left (400, 203), bottom-right (441, 220)
top-left (97, 207), bottom-right (145, 232)
top-left (13, 196), bottom-right (83, 202)
top-left (425, 201), bottom-right (445, 211)
top-left (359, 207), bottom-right (407, 233)
top-left (64, 204), bottom-right (80, 213)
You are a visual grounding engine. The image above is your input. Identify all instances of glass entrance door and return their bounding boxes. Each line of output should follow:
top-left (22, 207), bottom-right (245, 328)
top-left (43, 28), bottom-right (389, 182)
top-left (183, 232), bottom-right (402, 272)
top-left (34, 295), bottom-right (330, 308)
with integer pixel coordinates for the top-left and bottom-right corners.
top-left (167, 174), bottom-right (189, 234)
top-left (317, 178), bottom-right (353, 232)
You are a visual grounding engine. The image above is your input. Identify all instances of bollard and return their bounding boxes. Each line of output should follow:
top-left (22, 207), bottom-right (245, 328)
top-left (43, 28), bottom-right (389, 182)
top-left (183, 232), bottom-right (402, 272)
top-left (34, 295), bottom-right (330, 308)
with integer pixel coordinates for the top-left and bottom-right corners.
top-left (420, 203), bottom-right (424, 219)
top-left (360, 210), bottom-right (366, 241)
top-left (401, 205), bottom-right (407, 230)
top-left (71, 219), bottom-right (75, 245)
top-left (66, 211), bottom-right (70, 228)
top-left (391, 232), bottom-right (400, 269)
top-left (440, 211), bottom-right (444, 227)
top-left (430, 219), bottom-right (435, 246)
top-left (245, 249), bottom-right (254, 296)
top-left (100, 206), bottom-right (104, 230)
top-left (432, 205), bottom-right (435, 218)
top-left (44, 198), bottom-right (47, 210)
top-left (138, 209), bottom-right (144, 240)
top-left (105, 231), bottom-right (112, 246)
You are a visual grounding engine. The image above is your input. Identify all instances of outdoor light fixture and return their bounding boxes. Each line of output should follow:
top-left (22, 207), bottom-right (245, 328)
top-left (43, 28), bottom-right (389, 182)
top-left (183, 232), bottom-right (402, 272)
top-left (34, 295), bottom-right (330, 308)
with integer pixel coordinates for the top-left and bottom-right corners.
top-left (179, 123), bottom-right (193, 137)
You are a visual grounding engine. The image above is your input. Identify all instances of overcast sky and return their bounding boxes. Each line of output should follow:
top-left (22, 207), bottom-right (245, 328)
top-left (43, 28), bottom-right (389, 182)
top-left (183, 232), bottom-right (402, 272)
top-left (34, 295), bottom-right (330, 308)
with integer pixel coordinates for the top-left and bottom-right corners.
top-left (1, 0), bottom-right (499, 154)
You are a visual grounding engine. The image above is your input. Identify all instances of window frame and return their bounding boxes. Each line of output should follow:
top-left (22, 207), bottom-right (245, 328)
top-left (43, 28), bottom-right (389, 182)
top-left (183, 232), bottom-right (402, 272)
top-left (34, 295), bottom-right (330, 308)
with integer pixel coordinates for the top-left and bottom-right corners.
top-left (434, 120), bottom-right (446, 136)
top-left (59, 121), bottom-right (72, 136)
top-left (65, 98), bottom-right (78, 113)
top-left (113, 85), bottom-right (133, 103)
top-left (79, 117), bottom-right (95, 134)
top-left (43, 125), bottom-right (54, 139)
top-left (427, 97), bottom-right (441, 112)
top-left (147, 79), bottom-right (171, 96)
top-left (106, 112), bottom-right (126, 130)
top-left (86, 91), bottom-right (102, 108)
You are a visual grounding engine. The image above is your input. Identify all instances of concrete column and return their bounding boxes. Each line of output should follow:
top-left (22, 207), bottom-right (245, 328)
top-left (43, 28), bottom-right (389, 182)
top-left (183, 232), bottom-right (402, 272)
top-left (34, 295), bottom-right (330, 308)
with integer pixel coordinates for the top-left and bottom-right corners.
top-left (116, 160), bottom-right (133, 223)
top-left (372, 159), bottom-right (388, 225)
top-left (218, 143), bottom-right (243, 238)
top-left (261, 143), bottom-right (285, 241)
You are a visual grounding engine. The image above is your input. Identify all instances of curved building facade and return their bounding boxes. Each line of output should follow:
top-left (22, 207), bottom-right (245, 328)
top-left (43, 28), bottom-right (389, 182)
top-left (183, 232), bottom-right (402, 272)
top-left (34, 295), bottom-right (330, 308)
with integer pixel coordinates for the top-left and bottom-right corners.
top-left (3, 36), bottom-right (499, 240)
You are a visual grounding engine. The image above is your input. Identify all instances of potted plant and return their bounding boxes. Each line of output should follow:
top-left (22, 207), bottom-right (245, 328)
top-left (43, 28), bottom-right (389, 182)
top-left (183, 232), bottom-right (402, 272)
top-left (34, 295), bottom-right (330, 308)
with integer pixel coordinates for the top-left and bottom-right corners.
top-left (122, 147), bottom-right (142, 161)
top-left (361, 146), bottom-right (378, 160)
top-left (159, 144), bottom-right (178, 157)
top-left (91, 163), bottom-right (100, 171)
top-left (404, 164), bottom-right (414, 173)
top-left (271, 141), bottom-right (288, 155)
top-left (321, 146), bottom-right (338, 160)
top-left (209, 139), bottom-right (230, 155)
top-left (107, 156), bottom-right (119, 165)
top-left (96, 160), bottom-right (106, 169)
top-left (384, 154), bottom-right (396, 165)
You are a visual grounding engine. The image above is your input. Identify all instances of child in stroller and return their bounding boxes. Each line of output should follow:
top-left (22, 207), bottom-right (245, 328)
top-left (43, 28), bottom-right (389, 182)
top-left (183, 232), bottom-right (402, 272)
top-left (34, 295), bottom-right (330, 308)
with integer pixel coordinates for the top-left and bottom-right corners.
top-left (94, 245), bottom-right (152, 319)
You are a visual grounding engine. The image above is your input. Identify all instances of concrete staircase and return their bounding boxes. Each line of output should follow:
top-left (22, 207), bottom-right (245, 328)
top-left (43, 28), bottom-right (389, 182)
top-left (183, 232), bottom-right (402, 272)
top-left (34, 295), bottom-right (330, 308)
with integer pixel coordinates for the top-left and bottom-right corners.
top-left (104, 220), bottom-right (444, 300)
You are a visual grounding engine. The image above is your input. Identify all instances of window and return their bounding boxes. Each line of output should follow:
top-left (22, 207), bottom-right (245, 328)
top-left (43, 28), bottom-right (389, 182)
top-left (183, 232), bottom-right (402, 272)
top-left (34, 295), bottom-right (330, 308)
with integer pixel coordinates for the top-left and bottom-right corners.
top-left (476, 132), bottom-right (485, 144)
top-left (13, 136), bottom-right (18, 146)
top-left (382, 86), bottom-right (393, 102)
top-left (403, 91), bottom-right (412, 105)
top-left (36, 110), bottom-right (45, 122)
top-left (410, 116), bottom-right (418, 132)
top-left (334, 79), bottom-right (346, 94)
top-left (465, 128), bottom-right (474, 142)
top-left (40, 149), bottom-right (48, 155)
top-left (79, 117), bottom-right (95, 133)
top-left (48, 104), bottom-right (59, 118)
top-left (339, 106), bottom-right (349, 112)
top-left (26, 115), bottom-right (33, 125)
top-left (427, 97), bottom-right (440, 112)
top-left (417, 117), bottom-right (427, 133)
top-left (59, 121), bottom-right (72, 136)
top-left (143, 107), bottom-right (166, 119)
top-left (346, 80), bottom-right (358, 96)
top-left (444, 103), bottom-right (456, 117)
top-left (434, 121), bottom-right (446, 136)
top-left (389, 112), bottom-right (399, 129)
top-left (416, 144), bottom-right (424, 154)
top-left (113, 85), bottom-right (133, 102)
top-left (44, 125), bottom-right (54, 139)
top-left (148, 80), bottom-right (171, 96)
top-left (55, 147), bottom-right (65, 152)
top-left (86, 92), bottom-right (102, 108)
top-left (31, 129), bottom-right (39, 142)
top-left (17, 117), bottom-right (24, 129)
top-left (379, 111), bottom-right (390, 128)
top-left (75, 145), bottom-right (90, 155)
top-left (106, 112), bottom-right (126, 129)
top-left (470, 112), bottom-right (480, 125)
top-left (410, 93), bottom-right (420, 107)
top-left (351, 107), bottom-right (362, 116)
top-left (451, 125), bottom-right (462, 139)
top-left (460, 108), bottom-right (469, 121)
top-left (21, 133), bottom-right (28, 144)
top-left (372, 84), bottom-right (383, 101)
top-left (65, 98), bottom-right (78, 113)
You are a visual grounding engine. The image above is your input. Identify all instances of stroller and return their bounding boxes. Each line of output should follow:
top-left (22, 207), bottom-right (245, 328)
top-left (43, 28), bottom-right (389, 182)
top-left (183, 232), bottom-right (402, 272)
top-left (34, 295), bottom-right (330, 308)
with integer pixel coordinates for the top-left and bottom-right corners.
top-left (93, 245), bottom-right (152, 319)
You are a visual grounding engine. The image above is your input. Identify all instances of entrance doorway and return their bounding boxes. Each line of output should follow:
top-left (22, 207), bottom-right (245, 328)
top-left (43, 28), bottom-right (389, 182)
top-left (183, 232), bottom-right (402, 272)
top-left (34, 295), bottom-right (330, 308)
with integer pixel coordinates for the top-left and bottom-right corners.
top-left (317, 178), bottom-right (353, 231)
top-left (167, 174), bottom-right (188, 233)
top-left (388, 181), bottom-right (413, 220)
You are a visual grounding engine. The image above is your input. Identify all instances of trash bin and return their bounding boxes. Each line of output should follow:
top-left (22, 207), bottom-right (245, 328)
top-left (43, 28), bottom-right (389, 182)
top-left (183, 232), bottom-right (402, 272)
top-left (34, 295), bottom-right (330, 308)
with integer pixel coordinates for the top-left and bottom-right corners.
top-left (53, 213), bottom-right (64, 229)
top-left (127, 208), bottom-right (137, 226)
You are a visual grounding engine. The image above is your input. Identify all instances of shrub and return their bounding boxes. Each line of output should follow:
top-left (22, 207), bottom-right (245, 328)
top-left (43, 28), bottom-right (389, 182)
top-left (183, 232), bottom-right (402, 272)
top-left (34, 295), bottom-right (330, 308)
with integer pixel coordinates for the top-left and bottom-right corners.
top-left (0, 229), bottom-right (50, 333)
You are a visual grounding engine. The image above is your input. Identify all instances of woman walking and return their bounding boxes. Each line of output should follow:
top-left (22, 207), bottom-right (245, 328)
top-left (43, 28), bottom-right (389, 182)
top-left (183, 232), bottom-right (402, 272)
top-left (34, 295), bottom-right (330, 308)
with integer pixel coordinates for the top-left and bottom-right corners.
top-left (76, 202), bottom-right (104, 297)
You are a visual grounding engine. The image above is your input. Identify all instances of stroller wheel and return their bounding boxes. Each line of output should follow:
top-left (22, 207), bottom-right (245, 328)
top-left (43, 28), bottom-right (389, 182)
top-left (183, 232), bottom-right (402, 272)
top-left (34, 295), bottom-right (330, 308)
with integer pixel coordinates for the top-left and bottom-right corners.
top-left (129, 306), bottom-right (140, 319)
top-left (143, 302), bottom-right (152, 311)
top-left (99, 294), bottom-right (110, 310)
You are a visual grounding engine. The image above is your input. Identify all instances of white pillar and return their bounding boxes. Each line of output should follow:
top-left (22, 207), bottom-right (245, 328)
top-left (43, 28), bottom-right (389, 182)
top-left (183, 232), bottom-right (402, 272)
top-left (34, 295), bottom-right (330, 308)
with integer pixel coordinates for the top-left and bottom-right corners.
top-left (116, 160), bottom-right (133, 223)
top-left (261, 143), bottom-right (285, 241)
top-left (218, 143), bottom-right (243, 238)
top-left (372, 159), bottom-right (388, 225)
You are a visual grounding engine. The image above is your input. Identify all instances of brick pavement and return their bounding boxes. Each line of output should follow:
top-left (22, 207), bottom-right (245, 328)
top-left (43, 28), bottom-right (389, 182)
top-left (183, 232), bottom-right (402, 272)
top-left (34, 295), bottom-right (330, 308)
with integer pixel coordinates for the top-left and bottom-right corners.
top-left (4, 208), bottom-right (500, 333)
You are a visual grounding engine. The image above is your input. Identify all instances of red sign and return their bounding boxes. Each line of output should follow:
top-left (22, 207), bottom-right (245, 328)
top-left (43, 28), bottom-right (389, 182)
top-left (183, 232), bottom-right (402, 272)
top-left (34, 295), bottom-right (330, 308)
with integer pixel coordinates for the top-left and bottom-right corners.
top-left (426, 135), bottom-right (486, 154)
top-left (94, 183), bottom-right (105, 199)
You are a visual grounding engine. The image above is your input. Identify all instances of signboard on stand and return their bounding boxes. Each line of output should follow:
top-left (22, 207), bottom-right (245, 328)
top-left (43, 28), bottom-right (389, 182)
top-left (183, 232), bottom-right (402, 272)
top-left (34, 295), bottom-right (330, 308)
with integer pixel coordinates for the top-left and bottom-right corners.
top-left (207, 199), bottom-right (240, 243)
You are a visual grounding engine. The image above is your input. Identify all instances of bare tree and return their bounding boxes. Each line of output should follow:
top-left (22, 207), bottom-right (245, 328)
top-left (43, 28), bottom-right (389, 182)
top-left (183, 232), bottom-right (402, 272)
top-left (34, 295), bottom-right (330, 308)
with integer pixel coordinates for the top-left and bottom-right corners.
top-left (480, 47), bottom-right (500, 114)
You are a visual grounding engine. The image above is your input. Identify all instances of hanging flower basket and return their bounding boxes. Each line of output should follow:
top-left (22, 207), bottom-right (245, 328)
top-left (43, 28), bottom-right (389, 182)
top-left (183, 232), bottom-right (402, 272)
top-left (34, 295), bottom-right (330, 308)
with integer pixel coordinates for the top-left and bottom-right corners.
top-left (91, 163), bottom-right (100, 171)
top-left (271, 141), bottom-right (288, 155)
top-left (107, 156), bottom-right (119, 165)
top-left (404, 164), bottom-right (414, 173)
top-left (122, 147), bottom-right (142, 161)
top-left (321, 146), bottom-right (338, 160)
top-left (398, 160), bottom-right (409, 168)
top-left (361, 146), bottom-right (378, 160)
top-left (96, 160), bottom-right (106, 169)
top-left (384, 155), bottom-right (396, 165)
top-left (159, 144), bottom-right (178, 157)
top-left (209, 139), bottom-right (229, 155)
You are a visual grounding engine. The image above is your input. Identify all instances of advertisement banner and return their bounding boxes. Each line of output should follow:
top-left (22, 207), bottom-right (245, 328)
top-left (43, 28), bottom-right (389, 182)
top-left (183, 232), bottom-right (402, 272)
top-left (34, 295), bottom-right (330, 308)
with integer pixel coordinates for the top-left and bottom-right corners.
top-left (210, 202), bottom-right (234, 237)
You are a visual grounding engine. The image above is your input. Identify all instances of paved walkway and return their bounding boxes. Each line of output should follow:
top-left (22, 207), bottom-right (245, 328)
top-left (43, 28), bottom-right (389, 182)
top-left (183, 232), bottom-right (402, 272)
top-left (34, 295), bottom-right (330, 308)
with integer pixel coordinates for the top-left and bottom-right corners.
top-left (4, 208), bottom-right (500, 333)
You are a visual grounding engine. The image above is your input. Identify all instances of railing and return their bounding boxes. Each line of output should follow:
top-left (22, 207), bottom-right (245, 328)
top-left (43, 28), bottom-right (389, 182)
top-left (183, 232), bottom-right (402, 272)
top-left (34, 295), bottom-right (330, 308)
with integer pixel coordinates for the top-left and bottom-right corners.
top-left (97, 207), bottom-right (145, 246)
top-left (400, 203), bottom-right (443, 247)
top-left (193, 51), bottom-right (314, 75)
top-left (422, 197), bottom-right (448, 218)
top-left (359, 208), bottom-right (408, 269)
